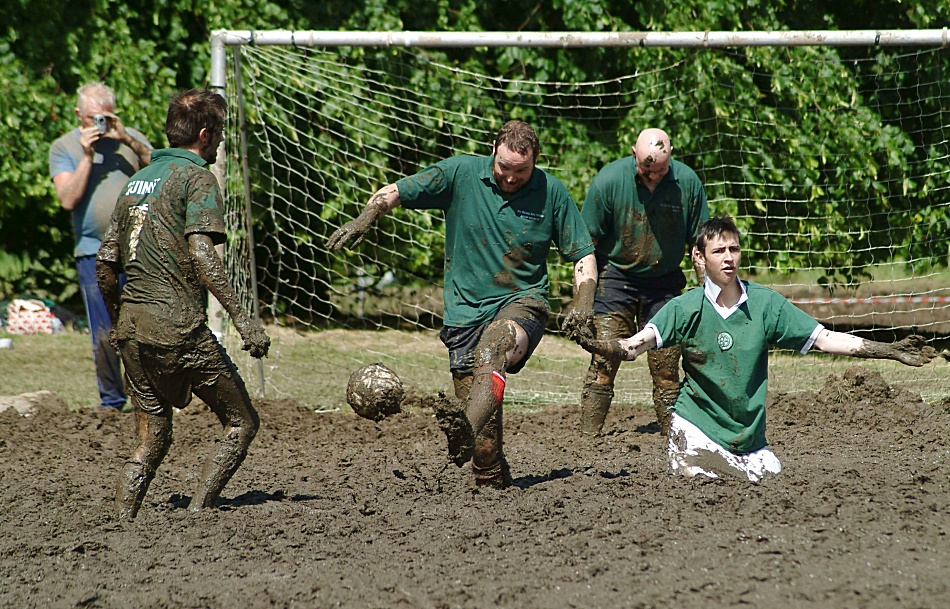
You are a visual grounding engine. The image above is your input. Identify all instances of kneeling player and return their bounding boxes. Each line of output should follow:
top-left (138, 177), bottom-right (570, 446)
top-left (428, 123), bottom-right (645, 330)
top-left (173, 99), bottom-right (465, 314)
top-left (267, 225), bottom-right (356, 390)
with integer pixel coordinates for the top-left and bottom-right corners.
top-left (570, 216), bottom-right (937, 482)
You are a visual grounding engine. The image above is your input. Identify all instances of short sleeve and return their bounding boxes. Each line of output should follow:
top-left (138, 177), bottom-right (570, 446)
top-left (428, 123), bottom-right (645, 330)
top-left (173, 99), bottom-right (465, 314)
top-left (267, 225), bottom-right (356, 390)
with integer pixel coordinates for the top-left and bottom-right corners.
top-left (553, 179), bottom-right (595, 263)
top-left (764, 291), bottom-right (822, 351)
top-left (397, 160), bottom-right (455, 210)
top-left (49, 138), bottom-right (77, 178)
top-left (184, 171), bottom-right (226, 244)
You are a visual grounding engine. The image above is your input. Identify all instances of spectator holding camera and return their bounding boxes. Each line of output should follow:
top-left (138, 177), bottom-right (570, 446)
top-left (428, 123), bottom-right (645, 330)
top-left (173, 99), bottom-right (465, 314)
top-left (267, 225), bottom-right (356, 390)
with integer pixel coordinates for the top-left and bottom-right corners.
top-left (49, 81), bottom-right (153, 410)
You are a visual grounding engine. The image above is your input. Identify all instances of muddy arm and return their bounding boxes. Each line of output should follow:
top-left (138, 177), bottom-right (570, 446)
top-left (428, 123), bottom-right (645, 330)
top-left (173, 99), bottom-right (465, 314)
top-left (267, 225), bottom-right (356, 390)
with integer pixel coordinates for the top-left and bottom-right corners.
top-left (188, 233), bottom-right (270, 358)
top-left (814, 330), bottom-right (936, 367)
top-left (572, 324), bottom-right (658, 362)
top-left (326, 184), bottom-right (402, 251)
top-left (96, 259), bottom-right (122, 328)
top-left (562, 253), bottom-right (597, 336)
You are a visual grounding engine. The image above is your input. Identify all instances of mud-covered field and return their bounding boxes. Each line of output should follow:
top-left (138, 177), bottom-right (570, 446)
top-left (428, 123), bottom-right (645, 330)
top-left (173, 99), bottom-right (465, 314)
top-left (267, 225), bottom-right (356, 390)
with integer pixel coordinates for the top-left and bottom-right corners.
top-left (1, 364), bottom-right (949, 609)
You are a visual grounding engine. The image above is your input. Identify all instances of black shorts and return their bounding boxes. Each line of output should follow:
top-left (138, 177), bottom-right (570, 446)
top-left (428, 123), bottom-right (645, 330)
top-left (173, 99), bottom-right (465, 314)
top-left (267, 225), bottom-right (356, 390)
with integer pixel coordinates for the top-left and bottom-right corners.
top-left (594, 264), bottom-right (686, 326)
top-left (439, 297), bottom-right (550, 375)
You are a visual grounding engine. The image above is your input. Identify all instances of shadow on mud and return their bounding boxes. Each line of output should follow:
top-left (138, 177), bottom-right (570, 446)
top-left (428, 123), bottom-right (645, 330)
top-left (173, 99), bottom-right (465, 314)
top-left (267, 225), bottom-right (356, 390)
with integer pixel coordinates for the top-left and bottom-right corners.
top-left (166, 490), bottom-right (293, 509)
top-left (512, 467), bottom-right (573, 489)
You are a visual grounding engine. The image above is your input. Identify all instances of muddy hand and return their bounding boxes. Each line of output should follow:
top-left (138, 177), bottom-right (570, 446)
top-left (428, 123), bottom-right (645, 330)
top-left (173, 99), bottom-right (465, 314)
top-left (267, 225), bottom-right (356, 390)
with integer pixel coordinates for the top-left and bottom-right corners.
top-left (569, 324), bottom-right (631, 361)
top-left (326, 217), bottom-right (373, 252)
top-left (890, 334), bottom-right (937, 367)
top-left (561, 307), bottom-right (594, 339)
top-left (240, 321), bottom-right (271, 359)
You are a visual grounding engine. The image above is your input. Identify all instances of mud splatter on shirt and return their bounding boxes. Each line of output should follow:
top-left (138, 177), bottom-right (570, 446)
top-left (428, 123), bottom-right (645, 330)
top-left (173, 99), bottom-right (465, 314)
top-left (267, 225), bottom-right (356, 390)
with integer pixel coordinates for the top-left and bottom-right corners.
top-left (98, 149), bottom-right (226, 347)
top-left (397, 154), bottom-right (593, 327)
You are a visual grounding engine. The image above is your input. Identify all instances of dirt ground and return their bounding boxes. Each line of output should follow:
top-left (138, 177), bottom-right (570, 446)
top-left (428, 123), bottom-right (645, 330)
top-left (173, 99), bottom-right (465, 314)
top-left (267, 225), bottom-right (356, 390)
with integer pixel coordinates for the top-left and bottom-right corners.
top-left (1, 364), bottom-right (949, 609)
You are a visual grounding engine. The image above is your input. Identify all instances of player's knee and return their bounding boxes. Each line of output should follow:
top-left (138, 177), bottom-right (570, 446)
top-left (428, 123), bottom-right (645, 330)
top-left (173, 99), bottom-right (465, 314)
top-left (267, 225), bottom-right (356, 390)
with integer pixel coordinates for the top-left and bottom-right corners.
top-left (143, 413), bottom-right (172, 445)
top-left (224, 419), bottom-right (258, 451)
top-left (235, 410), bottom-right (260, 445)
top-left (475, 321), bottom-right (518, 369)
top-left (582, 381), bottom-right (614, 400)
top-left (135, 413), bottom-right (172, 467)
top-left (585, 356), bottom-right (619, 386)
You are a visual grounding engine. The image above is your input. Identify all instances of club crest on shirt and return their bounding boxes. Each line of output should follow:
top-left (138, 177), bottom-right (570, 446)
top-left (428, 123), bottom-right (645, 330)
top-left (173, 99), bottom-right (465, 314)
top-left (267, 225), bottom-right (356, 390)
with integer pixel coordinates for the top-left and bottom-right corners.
top-left (717, 332), bottom-right (733, 351)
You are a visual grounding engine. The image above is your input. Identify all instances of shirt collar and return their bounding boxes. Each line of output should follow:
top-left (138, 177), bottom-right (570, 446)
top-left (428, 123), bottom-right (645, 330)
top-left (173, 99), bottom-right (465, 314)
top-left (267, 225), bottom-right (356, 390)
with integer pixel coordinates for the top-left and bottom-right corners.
top-left (704, 277), bottom-right (748, 319)
top-left (152, 148), bottom-right (208, 167)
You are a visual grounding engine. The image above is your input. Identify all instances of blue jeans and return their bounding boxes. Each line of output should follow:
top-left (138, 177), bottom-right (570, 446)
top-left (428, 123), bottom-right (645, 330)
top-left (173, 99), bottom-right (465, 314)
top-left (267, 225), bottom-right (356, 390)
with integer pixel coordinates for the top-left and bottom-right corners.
top-left (77, 255), bottom-right (127, 409)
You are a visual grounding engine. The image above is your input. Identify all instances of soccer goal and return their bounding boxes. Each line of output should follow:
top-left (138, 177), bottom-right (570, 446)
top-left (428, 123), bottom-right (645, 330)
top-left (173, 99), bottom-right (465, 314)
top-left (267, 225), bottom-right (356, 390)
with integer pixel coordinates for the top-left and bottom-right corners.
top-left (209, 29), bottom-right (950, 407)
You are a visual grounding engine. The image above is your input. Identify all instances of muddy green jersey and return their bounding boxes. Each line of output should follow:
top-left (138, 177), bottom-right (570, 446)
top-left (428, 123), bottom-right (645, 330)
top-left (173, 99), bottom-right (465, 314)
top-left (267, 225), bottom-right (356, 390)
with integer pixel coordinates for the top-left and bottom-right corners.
top-left (98, 149), bottom-right (225, 347)
top-left (582, 157), bottom-right (708, 277)
top-left (650, 281), bottom-right (821, 454)
top-left (397, 154), bottom-right (594, 327)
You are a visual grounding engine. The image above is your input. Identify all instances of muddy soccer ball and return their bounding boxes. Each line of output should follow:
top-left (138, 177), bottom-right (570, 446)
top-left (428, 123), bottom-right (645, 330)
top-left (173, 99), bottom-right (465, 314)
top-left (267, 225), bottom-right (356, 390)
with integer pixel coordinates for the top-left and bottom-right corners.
top-left (346, 362), bottom-right (404, 421)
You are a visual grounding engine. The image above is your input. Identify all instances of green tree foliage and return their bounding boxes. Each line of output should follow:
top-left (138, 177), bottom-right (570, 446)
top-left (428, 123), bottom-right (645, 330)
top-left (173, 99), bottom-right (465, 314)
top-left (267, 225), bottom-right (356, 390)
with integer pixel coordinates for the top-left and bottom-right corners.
top-left (0, 0), bottom-right (296, 304)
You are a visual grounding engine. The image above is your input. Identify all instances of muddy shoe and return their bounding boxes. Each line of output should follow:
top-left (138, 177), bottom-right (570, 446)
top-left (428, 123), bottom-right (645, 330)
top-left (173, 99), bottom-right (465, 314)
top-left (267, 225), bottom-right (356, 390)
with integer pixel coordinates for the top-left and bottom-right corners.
top-left (433, 392), bottom-right (475, 467)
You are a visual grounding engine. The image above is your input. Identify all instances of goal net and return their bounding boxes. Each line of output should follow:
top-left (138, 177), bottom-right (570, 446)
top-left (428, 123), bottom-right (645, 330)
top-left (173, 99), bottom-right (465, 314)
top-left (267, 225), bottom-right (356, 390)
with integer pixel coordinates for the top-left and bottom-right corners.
top-left (217, 33), bottom-right (950, 407)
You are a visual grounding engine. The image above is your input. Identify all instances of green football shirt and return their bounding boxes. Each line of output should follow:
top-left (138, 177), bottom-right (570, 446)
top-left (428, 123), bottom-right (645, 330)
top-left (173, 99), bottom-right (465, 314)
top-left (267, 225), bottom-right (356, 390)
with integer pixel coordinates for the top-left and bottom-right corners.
top-left (582, 157), bottom-right (708, 277)
top-left (397, 154), bottom-right (594, 327)
top-left (98, 149), bottom-right (226, 347)
top-left (650, 281), bottom-right (821, 454)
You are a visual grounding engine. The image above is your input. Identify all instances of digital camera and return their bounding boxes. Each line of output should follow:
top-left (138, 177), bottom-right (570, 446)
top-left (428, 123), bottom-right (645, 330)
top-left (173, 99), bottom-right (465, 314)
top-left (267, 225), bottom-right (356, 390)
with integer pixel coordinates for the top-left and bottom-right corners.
top-left (93, 114), bottom-right (108, 134)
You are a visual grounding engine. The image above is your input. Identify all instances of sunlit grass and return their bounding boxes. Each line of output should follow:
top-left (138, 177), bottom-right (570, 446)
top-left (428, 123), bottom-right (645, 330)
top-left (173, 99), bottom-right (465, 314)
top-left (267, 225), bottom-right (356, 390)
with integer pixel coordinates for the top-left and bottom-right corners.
top-left (0, 329), bottom-right (100, 409)
top-left (4, 325), bottom-right (949, 414)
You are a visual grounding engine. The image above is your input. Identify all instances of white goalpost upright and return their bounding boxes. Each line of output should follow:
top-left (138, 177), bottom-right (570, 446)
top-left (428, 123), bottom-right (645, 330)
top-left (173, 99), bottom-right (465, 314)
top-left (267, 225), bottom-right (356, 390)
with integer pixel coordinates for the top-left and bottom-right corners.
top-left (209, 29), bottom-right (950, 407)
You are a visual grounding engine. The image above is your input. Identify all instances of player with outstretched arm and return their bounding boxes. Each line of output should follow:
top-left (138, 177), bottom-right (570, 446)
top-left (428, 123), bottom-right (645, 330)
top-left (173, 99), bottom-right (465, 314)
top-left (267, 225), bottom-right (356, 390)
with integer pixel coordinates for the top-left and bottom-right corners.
top-left (570, 215), bottom-right (937, 482)
top-left (327, 120), bottom-right (596, 489)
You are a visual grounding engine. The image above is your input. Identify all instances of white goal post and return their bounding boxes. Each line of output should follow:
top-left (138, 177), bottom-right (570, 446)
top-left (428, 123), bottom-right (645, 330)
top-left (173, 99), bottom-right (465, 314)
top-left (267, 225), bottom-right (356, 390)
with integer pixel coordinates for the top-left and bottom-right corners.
top-left (208, 29), bottom-right (950, 406)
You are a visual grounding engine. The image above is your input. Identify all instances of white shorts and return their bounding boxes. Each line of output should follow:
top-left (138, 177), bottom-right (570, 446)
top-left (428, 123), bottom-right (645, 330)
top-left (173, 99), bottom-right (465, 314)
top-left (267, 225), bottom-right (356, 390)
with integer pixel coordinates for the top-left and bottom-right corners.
top-left (667, 412), bottom-right (782, 483)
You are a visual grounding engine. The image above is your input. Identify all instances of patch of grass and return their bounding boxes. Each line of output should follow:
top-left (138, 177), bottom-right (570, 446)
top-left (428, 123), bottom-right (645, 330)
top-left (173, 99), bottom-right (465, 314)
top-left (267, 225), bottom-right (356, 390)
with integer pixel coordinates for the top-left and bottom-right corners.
top-left (5, 326), bottom-right (949, 413)
top-left (0, 329), bottom-right (99, 410)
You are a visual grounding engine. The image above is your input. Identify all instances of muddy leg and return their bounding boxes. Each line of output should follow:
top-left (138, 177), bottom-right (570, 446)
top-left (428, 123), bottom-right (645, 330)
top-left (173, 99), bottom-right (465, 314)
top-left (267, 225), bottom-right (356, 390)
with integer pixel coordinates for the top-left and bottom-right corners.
top-left (116, 410), bottom-right (172, 520)
top-left (466, 322), bottom-right (518, 486)
top-left (580, 379), bottom-right (614, 435)
top-left (452, 372), bottom-right (473, 402)
top-left (647, 345), bottom-right (681, 437)
top-left (579, 315), bottom-right (625, 435)
top-left (189, 375), bottom-right (260, 511)
top-left (467, 365), bottom-right (504, 437)
top-left (471, 379), bottom-right (511, 489)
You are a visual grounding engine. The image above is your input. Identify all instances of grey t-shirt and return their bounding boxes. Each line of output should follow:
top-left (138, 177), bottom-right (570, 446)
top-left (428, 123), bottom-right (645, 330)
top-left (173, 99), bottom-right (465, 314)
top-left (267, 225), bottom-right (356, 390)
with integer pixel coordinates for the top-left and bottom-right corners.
top-left (49, 127), bottom-right (152, 257)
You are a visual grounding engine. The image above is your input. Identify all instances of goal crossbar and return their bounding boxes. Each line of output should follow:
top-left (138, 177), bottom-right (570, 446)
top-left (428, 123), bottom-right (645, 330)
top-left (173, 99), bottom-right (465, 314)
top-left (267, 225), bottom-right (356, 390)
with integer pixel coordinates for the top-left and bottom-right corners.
top-left (210, 28), bottom-right (949, 93)
top-left (211, 28), bottom-right (950, 50)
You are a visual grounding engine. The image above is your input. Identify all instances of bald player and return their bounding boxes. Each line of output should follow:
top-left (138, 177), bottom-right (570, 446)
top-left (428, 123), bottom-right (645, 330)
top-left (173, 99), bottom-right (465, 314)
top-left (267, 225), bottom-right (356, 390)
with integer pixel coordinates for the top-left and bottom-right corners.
top-left (577, 128), bottom-right (709, 436)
